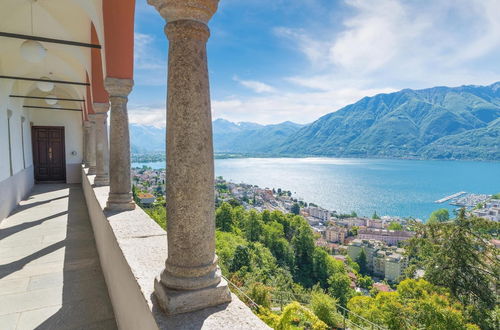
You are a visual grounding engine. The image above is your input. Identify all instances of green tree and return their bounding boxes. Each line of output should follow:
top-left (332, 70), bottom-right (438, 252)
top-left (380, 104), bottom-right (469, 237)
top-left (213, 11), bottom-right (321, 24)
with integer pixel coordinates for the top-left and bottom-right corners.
top-left (145, 205), bottom-right (167, 230)
top-left (261, 209), bottom-right (271, 223)
top-left (310, 291), bottom-right (343, 328)
top-left (350, 211), bottom-right (358, 217)
top-left (356, 248), bottom-right (368, 275)
top-left (327, 272), bottom-right (353, 308)
top-left (348, 279), bottom-right (480, 330)
top-left (215, 202), bottom-right (234, 232)
top-left (372, 211), bottom-right (380, 219)
top-left (387, 222), bottom-right (403, 231)
top-left (312, 248), bottom-right (343, 288)
top-left (276, 302), bottom-right (328, 330)
top-left (291, 203), bottom-right (300, 215)
top-left (406, 209), bottom-right (499, 328)
top-left (230, 245), bottom-right (251, 272)
top-left (245, 209), bottom-right (263, 242)
top-left (248, 282), bottom-right (272, 309)
top-left (357, 274), bottom-right (374, 289)
top-left (292, 223), bottom-right (315, 286)
top-left (428, 208), bottom-right (450, 223)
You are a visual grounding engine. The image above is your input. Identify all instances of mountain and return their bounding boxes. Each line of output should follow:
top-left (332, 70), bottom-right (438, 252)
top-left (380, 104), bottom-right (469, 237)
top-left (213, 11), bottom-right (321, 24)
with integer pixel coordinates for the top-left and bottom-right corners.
top-left (130, 120), bottom-right (303, 154)
top-left (130, 82), bottom-right (500, 160)
top-left (213, 120), bottom-right (303, 153)
top-left (129, 124), bottom-right (165, 153)
top-left (275, 82), bottom-right (500, 160)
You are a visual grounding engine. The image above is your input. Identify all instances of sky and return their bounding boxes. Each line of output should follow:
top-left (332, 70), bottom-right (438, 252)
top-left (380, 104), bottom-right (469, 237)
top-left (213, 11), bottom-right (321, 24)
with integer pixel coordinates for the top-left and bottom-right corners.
top-left (129, 0), bottom-right (500, 127)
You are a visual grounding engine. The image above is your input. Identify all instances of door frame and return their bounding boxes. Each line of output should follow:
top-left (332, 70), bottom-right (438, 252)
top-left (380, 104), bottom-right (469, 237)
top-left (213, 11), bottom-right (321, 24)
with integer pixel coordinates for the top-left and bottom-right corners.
top-left (31, 126), bottom-right (67, 183)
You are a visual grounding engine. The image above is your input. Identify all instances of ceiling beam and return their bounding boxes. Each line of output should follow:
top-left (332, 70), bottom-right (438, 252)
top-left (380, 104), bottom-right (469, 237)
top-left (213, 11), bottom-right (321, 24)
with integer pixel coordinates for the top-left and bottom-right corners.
top-left (0, 32), bottom-right (101, 49)
top-left (10, 95), bottom-right (85, 102)
top-left (0, 75), bottom-right (89, 86)
top-left (23, 105), bottom-right (82, 112)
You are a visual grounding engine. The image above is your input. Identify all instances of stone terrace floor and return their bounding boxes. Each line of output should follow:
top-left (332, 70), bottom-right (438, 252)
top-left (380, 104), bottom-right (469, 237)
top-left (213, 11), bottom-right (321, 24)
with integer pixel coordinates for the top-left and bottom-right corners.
top-left (0, 184), bottom-right (117, 330)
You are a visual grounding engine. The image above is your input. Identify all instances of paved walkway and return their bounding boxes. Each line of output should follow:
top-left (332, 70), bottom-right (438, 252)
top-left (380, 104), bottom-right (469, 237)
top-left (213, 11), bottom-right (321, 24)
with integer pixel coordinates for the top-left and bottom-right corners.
top-left (0, 184), bottom-right (117, 330)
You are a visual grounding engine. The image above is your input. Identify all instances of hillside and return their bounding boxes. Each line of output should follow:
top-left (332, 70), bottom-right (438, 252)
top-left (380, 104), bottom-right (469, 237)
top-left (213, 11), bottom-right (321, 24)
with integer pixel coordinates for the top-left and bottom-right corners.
top-left (276, 82), bottom-right (500, 159)
top-left (130, 120), bottom-right (303, 154)
top-left (130, 82), bottom-right (500, 160)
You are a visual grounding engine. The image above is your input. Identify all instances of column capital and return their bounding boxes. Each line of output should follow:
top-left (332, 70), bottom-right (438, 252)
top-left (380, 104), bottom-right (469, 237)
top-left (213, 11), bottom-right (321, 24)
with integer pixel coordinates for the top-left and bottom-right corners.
top-left (93, 102), bottom-right (110, 114)
top-left (147, 0), bottom-right (219, 24)
top-left (104, 78), bottom-right (134, 97)
top-left (83, 120), bottom-right (92, 128)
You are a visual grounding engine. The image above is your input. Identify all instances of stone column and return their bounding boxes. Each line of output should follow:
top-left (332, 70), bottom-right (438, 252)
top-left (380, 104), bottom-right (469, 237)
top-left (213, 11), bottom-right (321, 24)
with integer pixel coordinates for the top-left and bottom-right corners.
top-left (87, 118), bottom-right (97, 174)
top-left (83, 120), bottom-right (91, 167)
top-left (148, 0), bottom-right (231, 315)
top-left (93, 103), bottom-right (110, 186)
top-left (104, 78), bottom-right (135, 211)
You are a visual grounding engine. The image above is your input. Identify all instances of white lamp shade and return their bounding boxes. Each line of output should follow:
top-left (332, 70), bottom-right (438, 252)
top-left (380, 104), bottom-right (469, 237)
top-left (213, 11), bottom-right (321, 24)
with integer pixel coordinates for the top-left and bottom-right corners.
top-left (45, 95), bottom-right (58, 105)
top-left (20, 40), bottom-right (47, 63)
top-left (37, 77), bottom-right (54, 92)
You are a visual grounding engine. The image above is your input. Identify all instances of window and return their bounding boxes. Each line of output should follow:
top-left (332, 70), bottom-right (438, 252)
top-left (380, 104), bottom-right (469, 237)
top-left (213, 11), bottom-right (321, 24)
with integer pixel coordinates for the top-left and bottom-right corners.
top-left (7, 110), bottom-right (13, 176)
top-left (21, 116), bottom-right (26, 169)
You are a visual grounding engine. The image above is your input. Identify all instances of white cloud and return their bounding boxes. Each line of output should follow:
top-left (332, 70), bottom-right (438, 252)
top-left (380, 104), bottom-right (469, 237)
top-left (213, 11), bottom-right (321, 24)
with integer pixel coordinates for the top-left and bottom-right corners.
top-left (213, 0), bottom-right (500, 124)
top-left (129, 107), bottom-right (166, 128)
top-left (134, 33), bottom-right (164, 70)
top-left (233, 76), bottom-right (276, 93)
top-left (212, 86), bottom-right (395, 124)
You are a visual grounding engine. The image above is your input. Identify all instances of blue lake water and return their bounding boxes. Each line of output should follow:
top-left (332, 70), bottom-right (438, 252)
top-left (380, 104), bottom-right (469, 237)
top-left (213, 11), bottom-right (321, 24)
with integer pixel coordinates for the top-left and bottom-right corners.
top-left (132, 158), bottom-right (500, 220)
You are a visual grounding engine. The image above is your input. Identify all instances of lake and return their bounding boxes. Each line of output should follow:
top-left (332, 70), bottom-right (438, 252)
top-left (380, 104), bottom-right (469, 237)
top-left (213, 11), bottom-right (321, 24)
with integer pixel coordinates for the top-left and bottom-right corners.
top-left (132, 158), bottom-right (500, 220)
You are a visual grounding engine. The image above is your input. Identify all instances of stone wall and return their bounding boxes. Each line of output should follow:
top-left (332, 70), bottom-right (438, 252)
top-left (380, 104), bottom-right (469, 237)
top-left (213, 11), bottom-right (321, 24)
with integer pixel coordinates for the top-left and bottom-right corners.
top-left (81, 167), bottom-right (270, 329)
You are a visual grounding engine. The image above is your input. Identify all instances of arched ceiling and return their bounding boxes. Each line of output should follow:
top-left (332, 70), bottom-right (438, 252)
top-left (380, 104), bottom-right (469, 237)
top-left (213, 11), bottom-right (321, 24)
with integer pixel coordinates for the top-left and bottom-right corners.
top-left (0, 0), bottom-right (105, 114)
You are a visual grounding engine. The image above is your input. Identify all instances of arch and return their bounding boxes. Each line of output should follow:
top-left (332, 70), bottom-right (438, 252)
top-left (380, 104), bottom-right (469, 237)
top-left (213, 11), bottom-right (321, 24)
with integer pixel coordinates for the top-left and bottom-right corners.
top-left (103, 0), bottom-right (136, 79)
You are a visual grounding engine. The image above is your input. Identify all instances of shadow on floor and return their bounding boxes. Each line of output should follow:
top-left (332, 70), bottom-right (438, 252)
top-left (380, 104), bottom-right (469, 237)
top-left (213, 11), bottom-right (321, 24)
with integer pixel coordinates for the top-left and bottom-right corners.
top-left (0, 210), bottom-right (67, 241)
top-left (6, 184), bottom-right (117, 330)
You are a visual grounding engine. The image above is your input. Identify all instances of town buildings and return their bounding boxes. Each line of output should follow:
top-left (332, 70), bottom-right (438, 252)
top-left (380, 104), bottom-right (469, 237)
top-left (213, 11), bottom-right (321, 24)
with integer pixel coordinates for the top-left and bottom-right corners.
top-left (472, 199), bottom-right (500, 222)
top-left (357, 228), bottom-right (414, 245)
top-left (348, 239), bottom-right (408, 282)
top-left (325, 225), bottom-right (347, 243)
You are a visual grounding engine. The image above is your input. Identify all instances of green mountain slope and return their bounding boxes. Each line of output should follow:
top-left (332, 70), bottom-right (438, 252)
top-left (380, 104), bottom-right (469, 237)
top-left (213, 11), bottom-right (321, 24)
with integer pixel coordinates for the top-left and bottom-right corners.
top-left (276, 82), bottom-right (500, 159)
top-left (130, 120), bottom-right (303, 154)
top-left (420, 118), bottom-right (500, 160)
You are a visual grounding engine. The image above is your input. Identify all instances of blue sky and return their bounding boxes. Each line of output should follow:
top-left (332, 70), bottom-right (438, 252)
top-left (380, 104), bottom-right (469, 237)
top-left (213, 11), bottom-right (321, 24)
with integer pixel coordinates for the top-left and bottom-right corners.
top-left (129, 0), bottom-right (500, 126)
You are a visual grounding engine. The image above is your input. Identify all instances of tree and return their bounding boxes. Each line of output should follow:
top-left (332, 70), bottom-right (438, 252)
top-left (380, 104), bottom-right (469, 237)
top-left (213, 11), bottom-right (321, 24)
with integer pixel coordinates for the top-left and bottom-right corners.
top-left (350, 211), bottom-right (358, 217)
top-left (357, 274), bottom-right (374, 289)
top-left (372, 211), bottom-right (380, 219)
top-left (428, 208), bottom-right (449, 223)
top-left (327, 272), bottom-right (353, 308)
top-left (291, 203), bottom-right (300, 215)
top-left (275, 302), bottom-right (328, 330)
top-left (356, 248), bottom-right (368, 275)
top-left (292, 223), bottom-right (315, 286)
top-left (245, 209), bottom-right (263, 242)
top-left (406, 209), bottom-right (499, 328)
top-left (215, 202), bottom-right (235, 232)
top-left (230, 245), bottom-right (251, 272)
top-left (348, 279), bottom-right (480, 330)
top-left (310, 291), bottom-right (343, 328)
top-left (387, 222), bottom-right (403, 231)
top-left (312, 248), bottom-right (343, 288)
top-left (248, 282), bottom-right (272, 309)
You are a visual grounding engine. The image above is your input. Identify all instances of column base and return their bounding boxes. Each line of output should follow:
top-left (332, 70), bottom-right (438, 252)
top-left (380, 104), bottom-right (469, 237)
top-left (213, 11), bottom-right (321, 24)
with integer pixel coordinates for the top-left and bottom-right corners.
top-left (94, 175), bottom-right (109, 186)
top-left (105, 193), bottom-right (135, 211)
top-left (154, 276), bottom-right (231, 316)
top-left (88, 166), bottom-right (97, 175)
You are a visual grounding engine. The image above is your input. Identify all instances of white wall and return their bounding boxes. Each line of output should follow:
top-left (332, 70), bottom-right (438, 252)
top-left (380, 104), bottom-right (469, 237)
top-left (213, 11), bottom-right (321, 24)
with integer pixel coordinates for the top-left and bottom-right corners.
top-left (0, 80), bottom-right (32, 181)
top-left (0, 80), bottom-right (34, 221)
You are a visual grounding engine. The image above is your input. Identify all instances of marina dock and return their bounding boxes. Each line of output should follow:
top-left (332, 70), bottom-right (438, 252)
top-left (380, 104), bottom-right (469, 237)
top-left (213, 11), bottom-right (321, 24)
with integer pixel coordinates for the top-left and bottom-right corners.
top-left (435, 191), bottom-right (466, 203)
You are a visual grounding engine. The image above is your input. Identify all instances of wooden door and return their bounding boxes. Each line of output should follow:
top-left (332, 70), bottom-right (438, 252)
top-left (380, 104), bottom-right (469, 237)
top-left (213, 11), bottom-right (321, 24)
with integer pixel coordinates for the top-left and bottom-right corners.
top-left (32, 126), bottom-right (66, 182)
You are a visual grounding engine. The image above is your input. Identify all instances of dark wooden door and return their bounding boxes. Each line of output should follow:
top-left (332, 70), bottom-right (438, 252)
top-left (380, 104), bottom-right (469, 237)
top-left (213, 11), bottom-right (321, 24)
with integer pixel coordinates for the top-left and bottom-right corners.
top-left (32, 126), bottom-right (66, 182)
